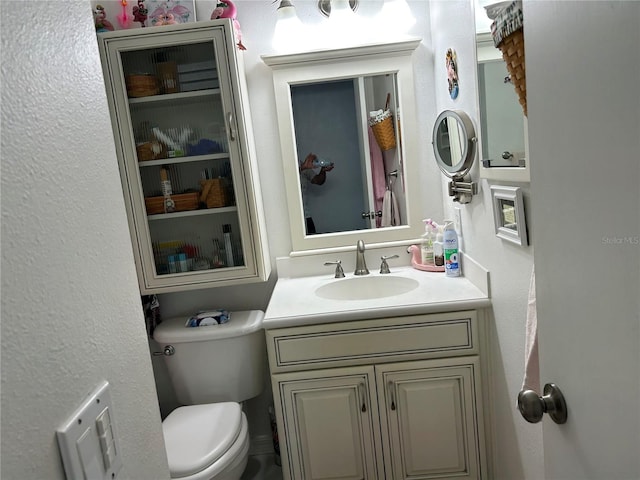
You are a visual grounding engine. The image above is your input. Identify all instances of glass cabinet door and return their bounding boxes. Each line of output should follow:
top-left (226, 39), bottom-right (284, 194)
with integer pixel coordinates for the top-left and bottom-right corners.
top-left (100, 23), bottom-right (266, 293)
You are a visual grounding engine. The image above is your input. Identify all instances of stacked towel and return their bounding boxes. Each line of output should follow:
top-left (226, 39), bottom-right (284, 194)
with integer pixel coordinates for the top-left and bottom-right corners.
top-left (185, 310), bottom-right (230, 327)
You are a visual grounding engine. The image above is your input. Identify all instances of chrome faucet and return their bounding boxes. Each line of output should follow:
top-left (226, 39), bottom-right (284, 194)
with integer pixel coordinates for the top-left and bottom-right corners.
top-left (354, 240), bottom-right (370, 275)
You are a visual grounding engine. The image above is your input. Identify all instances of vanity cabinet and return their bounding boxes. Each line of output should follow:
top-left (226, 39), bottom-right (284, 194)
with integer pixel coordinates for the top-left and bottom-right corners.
top-left (266, 310), bottom-right (488, 480)
top-left (98, 20), bottom-right (269, 294)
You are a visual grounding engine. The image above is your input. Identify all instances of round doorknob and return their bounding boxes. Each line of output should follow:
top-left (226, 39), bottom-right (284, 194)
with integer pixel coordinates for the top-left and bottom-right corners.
top-left (517, 383), bottom-right (568, 424)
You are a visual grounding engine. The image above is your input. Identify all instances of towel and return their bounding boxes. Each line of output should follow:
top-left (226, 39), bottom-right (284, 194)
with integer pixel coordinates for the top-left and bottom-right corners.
top-left (521, 268), bottom-right (540, 393)
top-left (381, 189), bottom-right (400, 227)
top-left (185, 310), bottom-right (229, 327)
top-left (368, 126), bottom-right (386, 227)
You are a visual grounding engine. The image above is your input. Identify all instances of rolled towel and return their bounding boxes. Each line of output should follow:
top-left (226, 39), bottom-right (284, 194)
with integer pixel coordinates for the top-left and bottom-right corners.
top-left (185, 309), bottom-right (229, 327)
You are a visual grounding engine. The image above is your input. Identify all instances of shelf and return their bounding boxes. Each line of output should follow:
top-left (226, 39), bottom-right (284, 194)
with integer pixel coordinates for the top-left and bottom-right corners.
top-left (138, 153), bottom-right (230, 168)
top-left (128, 88), bottom-right (221, 104)
top-left (147, 205), bottom-right (237, 221)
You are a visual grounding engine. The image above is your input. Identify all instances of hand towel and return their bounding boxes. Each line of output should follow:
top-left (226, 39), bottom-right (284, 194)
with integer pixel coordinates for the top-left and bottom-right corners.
top-left (521, 267), bottom-right (540, 393)
top-left (381, 189), bottom-right (400, 227)
top-left (368, 126), bottom-right (386, 227)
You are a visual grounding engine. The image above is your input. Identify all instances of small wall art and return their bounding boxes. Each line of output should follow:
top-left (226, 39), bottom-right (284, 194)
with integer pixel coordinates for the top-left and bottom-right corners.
top-left (446, 48), bottom-right (459, 99)
top-left (490, 185), bottom-right (528, 246)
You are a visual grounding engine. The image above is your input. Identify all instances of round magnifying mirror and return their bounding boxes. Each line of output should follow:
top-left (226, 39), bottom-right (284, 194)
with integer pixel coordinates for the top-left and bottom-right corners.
top-left (432, 110), bottom-right (477, 178)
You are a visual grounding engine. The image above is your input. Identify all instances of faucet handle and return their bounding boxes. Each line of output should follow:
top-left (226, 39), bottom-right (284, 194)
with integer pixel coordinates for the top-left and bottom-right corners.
top-left (379, 255), bottom-right (399, 274)
top-left (324, 260), bottom-right (345, 278)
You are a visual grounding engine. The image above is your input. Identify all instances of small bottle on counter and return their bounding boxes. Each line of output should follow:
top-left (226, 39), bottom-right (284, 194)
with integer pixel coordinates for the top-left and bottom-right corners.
top-left (434, 226), bottom-right (444, 267)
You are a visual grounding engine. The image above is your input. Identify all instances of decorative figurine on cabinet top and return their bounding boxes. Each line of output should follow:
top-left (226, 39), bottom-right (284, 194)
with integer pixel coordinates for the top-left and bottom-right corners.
top-left (148, 0), bottom-right (194, 26)
top-left (94, 4), bottom-right (115, 32)
top-left (211, 1), bottom-right (246, 50)
top-left (133, 0), bottom-right (148, 27)
top-left (446, 48), bottom-right (459, 99)
top-left (116, 0), bottom-right (132, 29)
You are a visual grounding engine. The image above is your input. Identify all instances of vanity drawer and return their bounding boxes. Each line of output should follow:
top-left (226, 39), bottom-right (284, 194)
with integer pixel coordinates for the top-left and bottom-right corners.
top-left (266, 310), bottom-right (478, 372)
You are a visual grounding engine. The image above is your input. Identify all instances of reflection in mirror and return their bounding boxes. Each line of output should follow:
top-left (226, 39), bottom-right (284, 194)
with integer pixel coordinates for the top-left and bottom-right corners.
top-left (476, 32), bottom-right (525, 168)
top-left (474, 0), bottom-right (529, 181)
top-left (262, 38), bottom-right (423, 253)
top-left (291, 74), bottom-right (405, 235)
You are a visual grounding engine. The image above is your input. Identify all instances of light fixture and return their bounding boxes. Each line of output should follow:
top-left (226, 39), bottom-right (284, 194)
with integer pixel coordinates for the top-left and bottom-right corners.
top-left (377, 0), bottom-right (416, 34)
top-left (325, 0), bottom-right (364, 47)
top-left (272, 0), bottom-right (305, 52)
top-left (317, 0), bottom-right (358, 17)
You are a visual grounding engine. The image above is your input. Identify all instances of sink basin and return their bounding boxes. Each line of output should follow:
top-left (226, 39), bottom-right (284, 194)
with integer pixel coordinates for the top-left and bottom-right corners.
top-left (315, 275), bottom-right (420, 301)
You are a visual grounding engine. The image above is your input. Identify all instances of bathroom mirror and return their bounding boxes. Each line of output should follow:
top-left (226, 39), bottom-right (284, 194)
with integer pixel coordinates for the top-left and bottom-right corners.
top-left (474, 0), bottom-right (530, 182)
top-left (432, 110), bottom-right (476, 178)
top-left (263, 38), bottom-right (424, 253)
top-left (432, 110), bottom-right (478, 204)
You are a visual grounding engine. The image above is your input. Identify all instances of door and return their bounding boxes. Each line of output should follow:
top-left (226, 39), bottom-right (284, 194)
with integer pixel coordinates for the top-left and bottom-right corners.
top-left (526, 1), bottom-right (640, 477)
top-left (376, 358), bottom-right (483, 480)
top-left (275, 367), bottom-right (383, 480)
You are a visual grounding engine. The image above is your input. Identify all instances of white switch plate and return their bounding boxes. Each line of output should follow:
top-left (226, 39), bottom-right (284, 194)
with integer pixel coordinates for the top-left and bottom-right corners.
top-left (57, 381), bottom-right (123, 480)
top-left (454, 207), bottom-right (463, 237)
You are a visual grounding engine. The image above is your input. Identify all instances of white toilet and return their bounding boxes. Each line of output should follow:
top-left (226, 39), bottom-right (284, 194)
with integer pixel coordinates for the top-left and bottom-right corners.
top-left (153, 310), bottom-right (266, 480)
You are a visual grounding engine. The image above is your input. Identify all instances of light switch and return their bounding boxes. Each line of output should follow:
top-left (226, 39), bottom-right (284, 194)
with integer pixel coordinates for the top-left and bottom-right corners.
top-left (57, 381), bottom-right (123, 480)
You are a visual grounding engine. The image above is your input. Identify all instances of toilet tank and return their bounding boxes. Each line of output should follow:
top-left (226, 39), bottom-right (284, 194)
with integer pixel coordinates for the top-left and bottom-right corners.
top-left (153, 310), bottom-right (266, 405)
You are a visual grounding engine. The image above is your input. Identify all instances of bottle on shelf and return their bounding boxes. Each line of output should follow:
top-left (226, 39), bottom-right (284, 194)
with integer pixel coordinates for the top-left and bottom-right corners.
top-left (223, 224), bottom-right (235, 267)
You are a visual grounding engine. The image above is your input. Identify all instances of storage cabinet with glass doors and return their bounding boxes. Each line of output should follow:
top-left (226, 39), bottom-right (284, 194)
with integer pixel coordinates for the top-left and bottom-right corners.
top-left (98, 20), bottom-right (269, 293)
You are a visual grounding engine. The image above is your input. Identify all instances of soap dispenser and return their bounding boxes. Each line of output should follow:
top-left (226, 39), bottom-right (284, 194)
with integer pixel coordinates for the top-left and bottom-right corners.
top-left (421, 219), bottom-right (436, 266)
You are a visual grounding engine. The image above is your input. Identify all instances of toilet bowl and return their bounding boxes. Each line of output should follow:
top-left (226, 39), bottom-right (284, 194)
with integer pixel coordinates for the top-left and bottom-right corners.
top-left (163, 402), bottom-right (249, 480)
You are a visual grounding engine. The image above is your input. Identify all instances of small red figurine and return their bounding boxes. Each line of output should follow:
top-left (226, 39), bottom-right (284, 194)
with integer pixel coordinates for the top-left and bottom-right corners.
top-left (133, 0), bottom-right (148, 27)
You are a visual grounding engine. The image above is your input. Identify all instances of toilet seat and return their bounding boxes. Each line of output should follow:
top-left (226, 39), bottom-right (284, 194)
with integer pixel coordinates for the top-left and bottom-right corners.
top-left (163, 402), bottom-right (248, 479)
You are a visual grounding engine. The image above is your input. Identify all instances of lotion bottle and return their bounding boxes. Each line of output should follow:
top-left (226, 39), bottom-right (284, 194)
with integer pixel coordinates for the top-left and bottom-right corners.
top-left (434, 226), bottom-right (444, 267)
top-left (444, 221), bottom-right (460, 276)
top-left (420, 219), bottom-right (436, 266)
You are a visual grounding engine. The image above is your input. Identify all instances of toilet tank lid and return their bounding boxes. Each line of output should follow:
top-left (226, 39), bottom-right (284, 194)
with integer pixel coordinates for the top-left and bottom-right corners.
top-left (153, 310), bottom-right (264, 343)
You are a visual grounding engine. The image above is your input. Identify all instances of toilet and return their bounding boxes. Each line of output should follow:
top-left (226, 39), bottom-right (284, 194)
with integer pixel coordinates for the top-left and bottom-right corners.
top-left (153, 310), bottom-right (266, 480)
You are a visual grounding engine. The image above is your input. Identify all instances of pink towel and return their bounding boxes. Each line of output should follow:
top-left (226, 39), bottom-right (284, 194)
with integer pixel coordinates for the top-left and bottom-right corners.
top-left (368, 126), bottom-right (386, 227)
top-left (521, 268), bottom-right (540, 393)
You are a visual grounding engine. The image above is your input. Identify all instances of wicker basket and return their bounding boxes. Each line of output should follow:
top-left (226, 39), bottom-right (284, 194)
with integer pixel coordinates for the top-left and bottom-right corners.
top-left (200, 178), bottom-right (229, 208)
top-left (369, 110), bottom-right (396, 151)
top-left (136, 140), bottom-right (167, 162)
top-left (497, 29), bottom-right (527, 116)
top-left (145, 192), bottom-right (199, 215)
top-left (492, 1), bottom-right (526, 116)
top-left (126, 74), bottom-right (160, 98)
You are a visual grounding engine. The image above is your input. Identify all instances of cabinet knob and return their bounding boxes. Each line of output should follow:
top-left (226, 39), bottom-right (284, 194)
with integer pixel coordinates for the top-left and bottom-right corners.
top-left (517, 383), bottom-right (568, 424)
top-left (388, 381), bottom-right (396, 411)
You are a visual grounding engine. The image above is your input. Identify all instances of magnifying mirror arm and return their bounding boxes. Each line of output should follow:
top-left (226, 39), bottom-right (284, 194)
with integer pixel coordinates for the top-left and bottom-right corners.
top-left (448, 174), bottom-right (478, 204)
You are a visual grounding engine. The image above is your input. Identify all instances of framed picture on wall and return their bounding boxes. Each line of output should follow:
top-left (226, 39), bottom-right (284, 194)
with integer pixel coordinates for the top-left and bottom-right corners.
top-left (491, 185), bottom-right (528, 246)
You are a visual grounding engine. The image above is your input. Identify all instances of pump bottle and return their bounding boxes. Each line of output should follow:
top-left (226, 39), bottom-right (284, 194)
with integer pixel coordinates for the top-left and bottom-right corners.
top-left (443, 221), bottom-right (460, 277)
top-left (421, 219), bottom-right (436, 266)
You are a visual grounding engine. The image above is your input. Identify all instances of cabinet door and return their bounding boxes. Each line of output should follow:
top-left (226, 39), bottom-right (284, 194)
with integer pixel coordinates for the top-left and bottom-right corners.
top-left (376, 357), bottom-right (485, 480)
top-left (98, 21), bottom-right (268, 293)
top-left (274, 367), bottom-right (384, 480)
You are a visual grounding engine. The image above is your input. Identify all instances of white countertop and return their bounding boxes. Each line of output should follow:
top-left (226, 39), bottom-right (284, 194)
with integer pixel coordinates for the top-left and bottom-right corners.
top-left (264, 258), bottom-right (490, 329)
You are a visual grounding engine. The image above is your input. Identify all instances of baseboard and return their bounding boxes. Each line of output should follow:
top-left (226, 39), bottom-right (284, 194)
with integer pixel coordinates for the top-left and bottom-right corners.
top-left (249, 434), bottom-right (274, 456)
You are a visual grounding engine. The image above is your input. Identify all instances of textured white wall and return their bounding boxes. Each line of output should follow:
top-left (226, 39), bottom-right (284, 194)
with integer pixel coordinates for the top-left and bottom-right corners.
top-left (429, 1), bottom-right (542, 479)
top-left (1, 2), bottom-right (170, 479)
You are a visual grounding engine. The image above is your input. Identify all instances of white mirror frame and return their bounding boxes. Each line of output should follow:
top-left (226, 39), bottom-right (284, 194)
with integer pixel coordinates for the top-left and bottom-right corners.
top-left (262, 39), bottom-right (423, 254)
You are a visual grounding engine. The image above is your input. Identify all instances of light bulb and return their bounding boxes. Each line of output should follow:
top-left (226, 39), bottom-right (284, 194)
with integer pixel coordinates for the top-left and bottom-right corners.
top-left (377, 0), bottom-right (416, 35)
top-left (273, 0), bottom-right (305, 52)
top-left (325, 0), bottom-right (364, 47)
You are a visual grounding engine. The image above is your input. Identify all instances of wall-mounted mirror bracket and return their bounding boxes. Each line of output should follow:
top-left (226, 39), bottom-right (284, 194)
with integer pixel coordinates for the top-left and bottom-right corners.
top-left (448, 174), bottom-right (478, 204)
